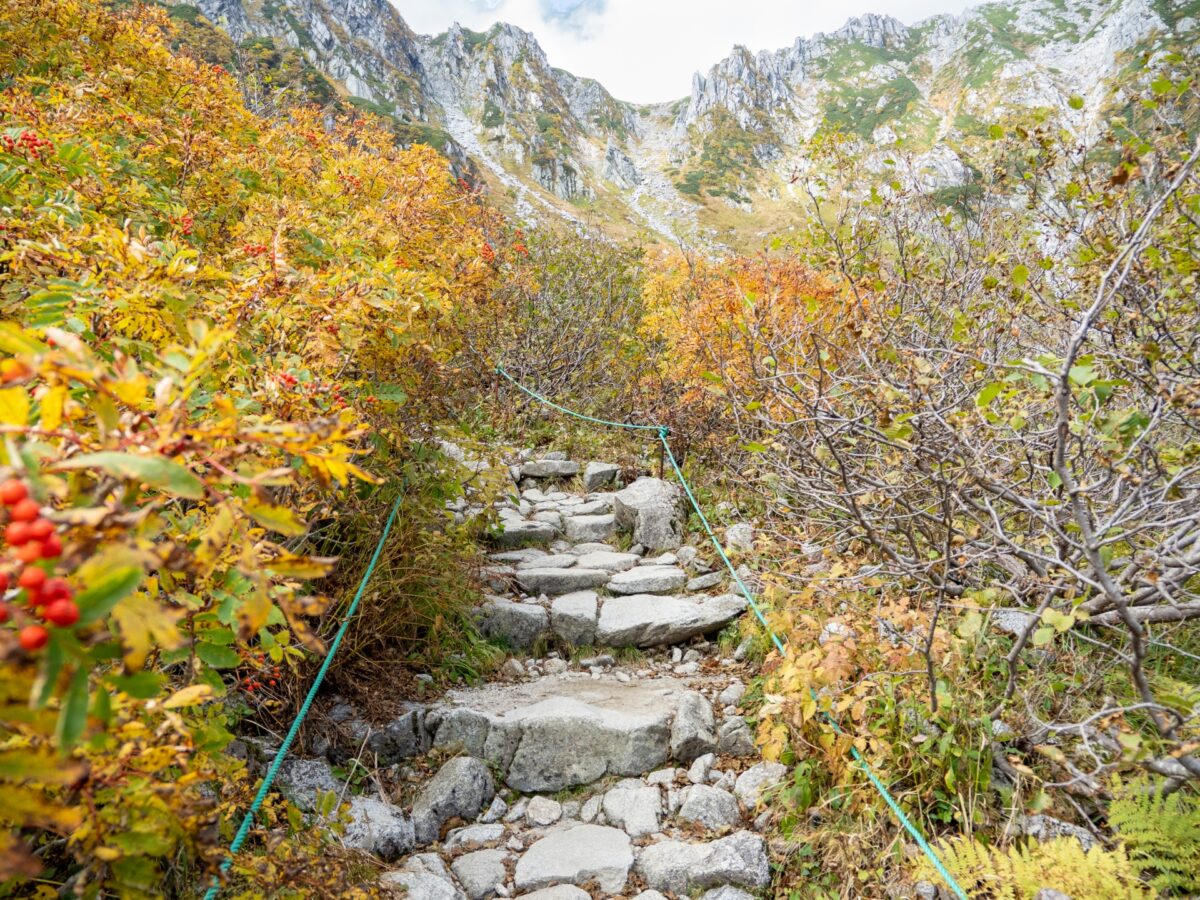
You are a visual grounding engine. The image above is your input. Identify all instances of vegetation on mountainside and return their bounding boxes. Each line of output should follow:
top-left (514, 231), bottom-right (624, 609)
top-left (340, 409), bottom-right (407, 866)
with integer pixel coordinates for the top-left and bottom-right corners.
top-left (0, 0), bottom-right (505, 892)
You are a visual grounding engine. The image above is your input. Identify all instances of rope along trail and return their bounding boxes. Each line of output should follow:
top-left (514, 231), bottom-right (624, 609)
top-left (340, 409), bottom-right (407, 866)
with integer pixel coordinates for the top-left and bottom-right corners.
top-left (202, 496), bottom-right (404, 900)
top-left (497, 365), bottom-right (968, 900)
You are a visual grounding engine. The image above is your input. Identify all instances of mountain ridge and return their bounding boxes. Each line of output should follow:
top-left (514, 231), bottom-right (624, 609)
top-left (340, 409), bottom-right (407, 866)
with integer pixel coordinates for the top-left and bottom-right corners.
top-left (187, 0), bottom-right (1198, 243)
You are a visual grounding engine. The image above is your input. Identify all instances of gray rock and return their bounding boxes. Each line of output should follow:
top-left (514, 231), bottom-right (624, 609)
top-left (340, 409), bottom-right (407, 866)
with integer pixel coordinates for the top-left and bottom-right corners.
top-left (504, 798), bottom-right (529, 823)
top-left (732, 637), bottom-right (753, 662)
top-left (613, 478), bottom-right (686, 551)
top-left (381, 873), bottom-right (463, 900)
top-left (516, 554), bottom-right (576, 570)
top-left (687, 572), bottom-right (726, 592)
top-left (495, 520), bottom-right (558, 548)
top-left (601, 785), bottom-right (662, 837)
top-left (1032, 891), bottom-right (1072, 900)
top-left (563, 514), bottom-right (617, 543)
top-left (429, 679), bottom-right (685, 792)
top-left (733, 762), bottom-right (787, 808)
top-left (525, 795), bottom-right (562, 827)
top-left (514, 824), bottom-right (633, 894)
top-left (818, 621), bottom-right (856, 646)
top-left (991, 608), bottom-right (1037, 637)
top-left (480, 796), bottom-right (509, 824)
top-left (478, 601), bottom-right (550, 651)
top-left (717, 719), bottom-right (756, 757)
top-left (574, 550), bottom-right (640, 573)
top-left (676, 546), bottom-right (698, 569)
top-left (516, 568), bottom-right (609, 596)
top-left (688, 753), bottom-right (715, 784)
top-left (550, 591), bottom-right (598, 645)
top-left (608, 566), bottom-right (688, 595)
top-left (580, 795), bottom-right (602, 822)
top-left (635, 831), bottom-right (770, 893)
top-left (718, 682), bottom-right (746, 707)
top-left (578, 653), bottom-right (614, 668)
top-left (542, 658), bottom-right (568, 675)
top-left (632, 893), bottom-right (671, 900)
top-left (583, 462), bottom-right (621, 491)
top-left (671, 692), bottom-right (716, 763)
top-left (678, 785), bottom-right (741, 830)
top-left (446, 823), bottom-right (506, 852)
top-left (501, 658), bottom-right (527, 680)
top-left (1018, 815), bottom-right (1097, 851)
top-left (451, 849), bottom-right (508, 900)
top-left (522, 460), bottom-right (580, 479)
top-left (699, 889), bottom-right (756, 900)
top-left (276, 757), bottom-right (341, 810)
top-left (412, 757), bottom-right (496, 845)
top-left (596, 594), bottom-right (748, 647)
top-left (490, 549), bottom-right (549, 565)
top-left (570, 542), bottom-right (616, 554)
top-left (723, 524), bottom-right (754, 551)
top-left (517, 888), bottom-right (592, 900)
top-left (712, 770), bottom-right (736, 793)
top-left (343, 796), bottom-right (416, 859)
top-left (568, 498), bottom-right (611, 516)
top-left (647, 767), bottom-right (680, 786)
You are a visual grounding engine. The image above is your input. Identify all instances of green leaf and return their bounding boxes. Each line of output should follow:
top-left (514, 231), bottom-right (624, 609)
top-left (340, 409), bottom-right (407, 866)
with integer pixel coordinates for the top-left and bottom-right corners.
top-left (1069, 364), bottom-right (1096, 386)
top-left (988, 124), bottom-right (1005, 140)
top-left (976, 382), bottom-right (1004, 408)
top-left (56, 667), bottom-right (89, 750)
top-left (1048, 471), bottom-right (1063, 490)
top-left (1068, 95), bottom-right (1084, 110)
top-left (1151, 77), bottom-right (1173, 96)
top-left (1031, 627), bottom-right (1056, 647)
top-left (55, 452), bottom-right (203, 499)
top-left (1011, 264), bottom-right (1030, 288)
top-left (743, 442), bottom-right (769, 453)
top-left (32, 631), bottom-right (67, 709)
top-left (75, 566), bottom-right (143, 627)
top-left (372, 383), bottom-right (408, 404)
top-left (106, 671), bottom-right (166, 700)
top-left (195, 642), bottom-right (241, 669)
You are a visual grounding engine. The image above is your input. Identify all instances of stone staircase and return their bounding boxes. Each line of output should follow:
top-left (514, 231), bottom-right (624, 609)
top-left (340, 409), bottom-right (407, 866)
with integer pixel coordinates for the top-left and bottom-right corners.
top-left (273, 448), bottom-right (786, 899)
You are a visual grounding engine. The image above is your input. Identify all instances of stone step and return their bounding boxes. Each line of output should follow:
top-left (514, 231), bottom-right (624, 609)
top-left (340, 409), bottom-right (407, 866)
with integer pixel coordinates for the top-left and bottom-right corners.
top-left (477, 589), bottom-right (747, 650)
top-left (426, 676), bottom-right (719, 792)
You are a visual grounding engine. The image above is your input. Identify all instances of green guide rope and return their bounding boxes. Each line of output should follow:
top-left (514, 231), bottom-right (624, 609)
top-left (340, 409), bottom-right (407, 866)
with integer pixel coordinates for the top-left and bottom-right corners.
top-left (202, 495), bottom-right (404, 900)
top-left (496, 365), bottom-right (968, 900)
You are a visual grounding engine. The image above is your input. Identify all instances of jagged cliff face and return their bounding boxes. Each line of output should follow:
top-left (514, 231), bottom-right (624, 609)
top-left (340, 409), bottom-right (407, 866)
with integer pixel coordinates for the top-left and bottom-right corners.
top-left (186, 0), bottom-right (1197, 243)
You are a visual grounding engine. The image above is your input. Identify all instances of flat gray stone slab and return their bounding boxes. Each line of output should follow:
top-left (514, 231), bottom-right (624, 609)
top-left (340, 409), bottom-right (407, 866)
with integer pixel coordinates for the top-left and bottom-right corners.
top-left (636, 831), bottom-right (769, 894)
top-left (516, 567), bottom-right (610, 596)
top-left (608, 566), bottom-right (687, 595)
top-left (494, 519), bottom-right (558, 548)
top-left (514, 824), bottom-right (633, 894)
top-left (574, 550), bottom-right (640, 573)
top-left (522, 460), bottom-right (581, 478)
top-left (429, 677), bottom-right (701, 791)
top-left (562, 514), bottom-right (617, 542)
top-left (596, 594), bottom-right (748, 647)
top-left (550, 591), bottom-right (598, 645)
top-left (477, 600), bottom-right (549, 650)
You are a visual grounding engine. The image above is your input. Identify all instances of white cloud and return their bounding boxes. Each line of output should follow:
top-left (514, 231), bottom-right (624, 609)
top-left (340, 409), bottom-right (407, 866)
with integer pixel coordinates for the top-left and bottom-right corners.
top-left (395, 0), bottom-right (978, 103)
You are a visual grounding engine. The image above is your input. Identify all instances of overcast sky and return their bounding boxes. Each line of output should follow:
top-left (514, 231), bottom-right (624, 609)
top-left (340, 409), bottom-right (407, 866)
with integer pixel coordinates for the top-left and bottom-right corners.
top-left (395, 0), bottom-right (979, 104)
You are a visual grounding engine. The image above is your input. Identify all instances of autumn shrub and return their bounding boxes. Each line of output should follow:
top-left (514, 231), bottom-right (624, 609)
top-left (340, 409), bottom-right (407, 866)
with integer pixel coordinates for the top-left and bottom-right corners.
top-left (0, 0), bottom-right (500, 891)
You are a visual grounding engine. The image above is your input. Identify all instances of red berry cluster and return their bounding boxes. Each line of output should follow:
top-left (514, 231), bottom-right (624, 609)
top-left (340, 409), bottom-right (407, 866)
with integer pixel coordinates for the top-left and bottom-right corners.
top-left (1, 131), bottom-right (54, 160)
top-left (240, 653), bottom-right (281, 694)
top-left (337, 173), bottom-right (363, 191)
top-left (278, 372), bottom-right (299, 388)
top-left (242, 243), bottom-right (269, 257)
top-left (480, 242), bottom-right (496, 264)
top-left (0, 478), bottom-right (74, 652)
top-left (180, 213), bottom-right (194, 236)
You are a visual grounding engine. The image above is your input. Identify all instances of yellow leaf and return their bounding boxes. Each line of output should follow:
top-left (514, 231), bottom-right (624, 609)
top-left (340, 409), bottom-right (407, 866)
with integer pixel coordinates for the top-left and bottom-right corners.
top-left (111, 592), bottom-right (183, 671)
top-left (39, 384), bottom-right (65, 431)
top-left (0, 388), bottom-right (29, 426)
top-left (162, 684), bottom-right (213, 709)
top-left (245, 499), bottom-right (307, 537)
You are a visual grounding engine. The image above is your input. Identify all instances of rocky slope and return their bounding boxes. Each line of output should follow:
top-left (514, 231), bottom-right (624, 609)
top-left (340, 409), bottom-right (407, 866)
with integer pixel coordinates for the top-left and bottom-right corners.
top-left (262, 447), bottom-right (787, 898)
top-left (185, 0), bottom-right (1198, 243)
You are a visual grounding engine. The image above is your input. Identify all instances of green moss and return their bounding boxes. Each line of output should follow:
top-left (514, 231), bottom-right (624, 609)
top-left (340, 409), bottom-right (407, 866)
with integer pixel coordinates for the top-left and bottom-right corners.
top-left (280, 9), bottom-right (315, 50)
top-left (165, 3), bottom-right (203, 24)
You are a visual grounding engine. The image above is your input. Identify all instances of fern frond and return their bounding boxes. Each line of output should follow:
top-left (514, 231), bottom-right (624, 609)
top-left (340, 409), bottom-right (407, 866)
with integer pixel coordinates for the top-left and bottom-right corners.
top-left (1110, 776), bottom-right (1200, 894)
top-left (916, 835), bottom-right (1152, 899)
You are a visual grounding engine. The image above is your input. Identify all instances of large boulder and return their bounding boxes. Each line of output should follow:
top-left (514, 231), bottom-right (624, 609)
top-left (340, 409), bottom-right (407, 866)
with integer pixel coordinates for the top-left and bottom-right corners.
top-left (412, 757), bottom-right (496, 845)
top-left (677, 785), bottom-right (741, 831)
top-left (550, 591), bottom-right (598, 645)
top-left (514, 824), bottom-right (633, 894)
top-left (562, 514), bottom-right (617, 542)
top-left (595, 594), bottom-right (747, 647)
top-left (613, 478), bottom-right (686, 550)
top-left (635, 831), bottom-right (770, 894)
